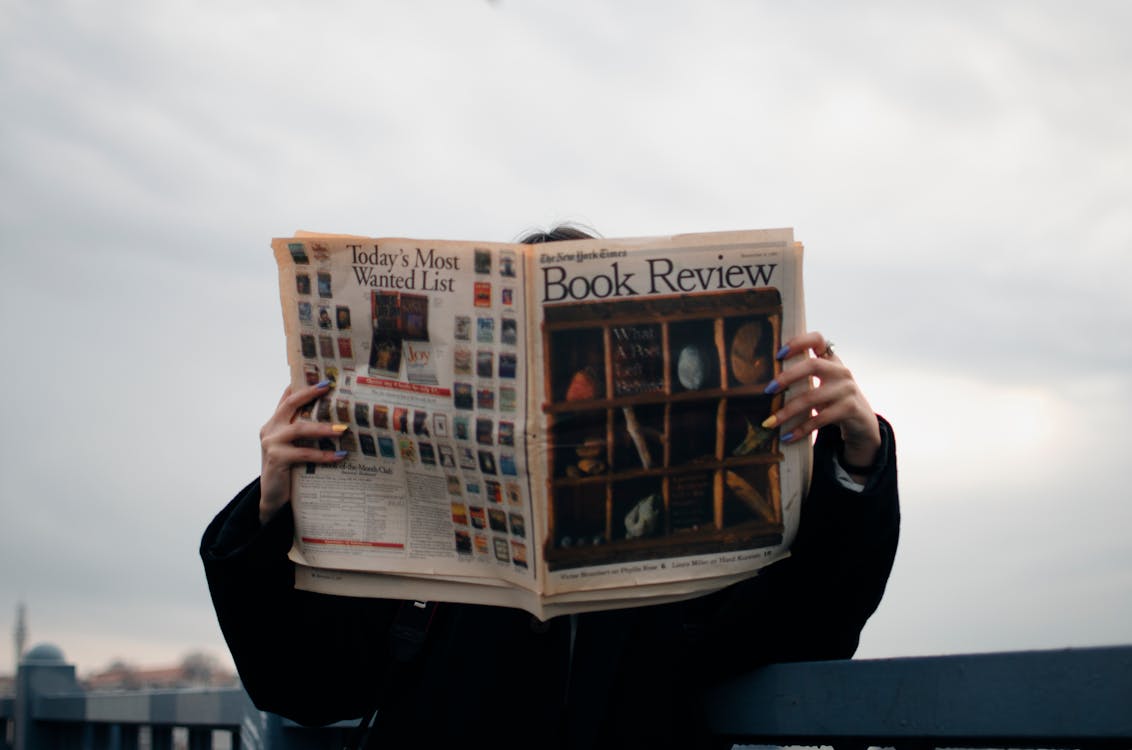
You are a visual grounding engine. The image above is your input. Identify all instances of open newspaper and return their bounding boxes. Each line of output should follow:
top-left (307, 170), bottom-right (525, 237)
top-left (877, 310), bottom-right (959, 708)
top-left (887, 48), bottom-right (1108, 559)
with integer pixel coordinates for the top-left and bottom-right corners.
top-left (275, 228), bottom-right (809, 619)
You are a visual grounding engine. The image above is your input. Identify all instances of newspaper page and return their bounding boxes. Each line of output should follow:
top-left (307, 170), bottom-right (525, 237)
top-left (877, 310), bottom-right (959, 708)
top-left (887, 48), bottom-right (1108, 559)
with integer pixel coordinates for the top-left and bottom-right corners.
top-left (527, 229), bottom-right (807, 598)
top-left (276, 229), bottom-right (808, 618)
top-left (275, 235), bottom-right (539, 591)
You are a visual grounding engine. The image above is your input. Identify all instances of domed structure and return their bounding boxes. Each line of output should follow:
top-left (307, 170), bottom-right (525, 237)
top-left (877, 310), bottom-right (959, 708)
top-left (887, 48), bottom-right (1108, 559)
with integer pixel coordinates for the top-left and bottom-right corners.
top-left (23, 643), bottom-right (65, 665)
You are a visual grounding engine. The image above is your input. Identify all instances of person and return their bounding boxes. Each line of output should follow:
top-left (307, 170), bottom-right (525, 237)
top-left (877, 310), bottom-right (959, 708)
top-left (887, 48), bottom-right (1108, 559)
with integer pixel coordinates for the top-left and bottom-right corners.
top-left (201, 226), bottom-right (899, 750)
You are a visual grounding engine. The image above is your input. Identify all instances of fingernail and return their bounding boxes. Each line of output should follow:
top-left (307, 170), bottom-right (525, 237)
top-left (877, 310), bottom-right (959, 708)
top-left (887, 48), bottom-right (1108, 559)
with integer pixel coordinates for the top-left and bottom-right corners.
top-left (761, 415), bottom-right (777, 429)
top-left (334, 450), bottom-right (348, 458)
top-left (775, 345), bottom-right (790, 360)
top-left (763, 380), bottom-right (781, 395)
top-left (316, 379), bottom-right (331, 389)
top-left (332, 423), bottom-right (349, 433)
top-left (780, 432), bottom-right (794, 443)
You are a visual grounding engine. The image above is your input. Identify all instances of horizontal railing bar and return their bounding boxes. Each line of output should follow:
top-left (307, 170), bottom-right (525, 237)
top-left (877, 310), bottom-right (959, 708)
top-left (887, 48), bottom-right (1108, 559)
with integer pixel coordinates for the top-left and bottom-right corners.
top-left (704, 645), bottom-right (1132, 746)
top-left (30, 687), bottom-right (254, 727)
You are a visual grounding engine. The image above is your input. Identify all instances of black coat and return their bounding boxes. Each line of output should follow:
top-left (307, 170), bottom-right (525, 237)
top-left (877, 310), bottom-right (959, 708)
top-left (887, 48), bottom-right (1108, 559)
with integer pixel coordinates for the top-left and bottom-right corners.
top-left (201, 420), bottom-right (899, 749)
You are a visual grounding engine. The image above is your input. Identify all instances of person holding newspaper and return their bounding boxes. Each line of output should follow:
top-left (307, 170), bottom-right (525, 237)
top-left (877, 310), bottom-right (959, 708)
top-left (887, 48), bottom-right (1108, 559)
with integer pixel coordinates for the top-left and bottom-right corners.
top-left (201, 227), bottom-right (899, 750)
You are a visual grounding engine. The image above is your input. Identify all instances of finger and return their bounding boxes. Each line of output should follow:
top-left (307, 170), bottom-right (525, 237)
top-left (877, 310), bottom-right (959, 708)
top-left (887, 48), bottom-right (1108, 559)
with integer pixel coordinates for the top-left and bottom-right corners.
top-left (779, 398), bottom-right (858, 445)
top-left (263, 420), bottom-right (348, 449)
top-left (775, 331), bottom-right (833, 361)
top-left (765, 355), bottom-right (850, 394)
top-left (280, 379), bottom-right (332, 413)
top-left (764, 377), bottom-right (855, 428)
top-left (264, 443), bottom-right (348, 469)
top-left (265, 380), bottom-right (332, 429)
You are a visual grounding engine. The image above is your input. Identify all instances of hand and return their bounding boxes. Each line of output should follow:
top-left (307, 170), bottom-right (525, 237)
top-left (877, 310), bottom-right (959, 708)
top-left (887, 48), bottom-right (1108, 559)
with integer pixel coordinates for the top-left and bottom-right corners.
top-left (763, 332), bottom-right (881, 478)
top-left (259, 381), bottom-right (348, 525)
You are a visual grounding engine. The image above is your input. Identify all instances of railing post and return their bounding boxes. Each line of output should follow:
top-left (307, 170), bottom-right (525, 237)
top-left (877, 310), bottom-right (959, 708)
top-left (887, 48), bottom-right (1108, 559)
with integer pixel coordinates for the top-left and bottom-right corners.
top-left (151, 725), bottom-right (173, 750)
top-left (87, 721), bottom-right (112, 749)
top-left (14, 643), bottom-right (81, 750)
top-left (188, 727), bottom-right (212, 750)
top-left (117, 723), bottom-right (140, 750)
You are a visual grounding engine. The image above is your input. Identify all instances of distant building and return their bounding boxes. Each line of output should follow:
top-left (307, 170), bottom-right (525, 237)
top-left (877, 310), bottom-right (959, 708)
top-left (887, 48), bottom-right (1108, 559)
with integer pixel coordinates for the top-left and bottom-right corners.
top-left (2, 604), bottom-right (235, 694)
top-left (82, 653), bottom-right (237, 692)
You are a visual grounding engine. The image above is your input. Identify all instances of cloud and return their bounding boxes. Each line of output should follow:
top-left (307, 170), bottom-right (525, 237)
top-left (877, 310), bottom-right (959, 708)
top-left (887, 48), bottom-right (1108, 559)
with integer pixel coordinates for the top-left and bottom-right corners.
top-left (2, 0), bottom-right (1130, 673)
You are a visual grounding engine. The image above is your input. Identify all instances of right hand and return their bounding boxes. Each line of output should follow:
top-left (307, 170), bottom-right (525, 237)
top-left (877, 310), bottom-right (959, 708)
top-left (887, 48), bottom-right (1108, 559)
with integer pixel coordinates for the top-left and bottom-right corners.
top-left (259, 382), bottom-right (348, 525)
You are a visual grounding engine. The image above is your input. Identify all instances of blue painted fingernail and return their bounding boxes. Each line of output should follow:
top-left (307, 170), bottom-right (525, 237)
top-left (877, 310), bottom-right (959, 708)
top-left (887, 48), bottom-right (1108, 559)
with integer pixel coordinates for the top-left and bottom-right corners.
top-left (775, 345), bottom-right (790, 360)
top-left (781, 432), bottom-right (794, 442)
top-left (334, 450), bottom-right (348, 458)
top-left (316, 379), bottom-right (331, 389)
top-left (763, 379), bottom-right (781, 395)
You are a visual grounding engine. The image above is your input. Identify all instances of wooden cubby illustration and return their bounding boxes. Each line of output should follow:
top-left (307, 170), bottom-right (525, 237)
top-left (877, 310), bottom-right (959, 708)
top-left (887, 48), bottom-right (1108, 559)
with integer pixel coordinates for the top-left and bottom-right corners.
top-left (542, 289), bottom-right (786, 570)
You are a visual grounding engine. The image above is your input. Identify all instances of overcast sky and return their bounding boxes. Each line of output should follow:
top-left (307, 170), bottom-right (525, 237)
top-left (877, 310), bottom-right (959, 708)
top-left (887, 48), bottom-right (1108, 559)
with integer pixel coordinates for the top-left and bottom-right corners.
top-left (2, 0), bottom-right (1130, 676)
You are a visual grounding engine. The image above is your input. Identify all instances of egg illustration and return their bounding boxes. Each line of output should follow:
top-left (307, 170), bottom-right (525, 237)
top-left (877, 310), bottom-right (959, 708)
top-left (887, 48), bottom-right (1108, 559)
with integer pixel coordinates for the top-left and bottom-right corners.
top-left (676, 345), bottom-right (712, 390)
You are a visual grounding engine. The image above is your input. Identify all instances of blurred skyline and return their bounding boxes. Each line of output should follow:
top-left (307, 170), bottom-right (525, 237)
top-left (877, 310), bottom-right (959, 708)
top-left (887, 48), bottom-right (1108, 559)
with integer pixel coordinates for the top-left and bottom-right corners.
top-left (2, 0), bottom-right (1130, 675)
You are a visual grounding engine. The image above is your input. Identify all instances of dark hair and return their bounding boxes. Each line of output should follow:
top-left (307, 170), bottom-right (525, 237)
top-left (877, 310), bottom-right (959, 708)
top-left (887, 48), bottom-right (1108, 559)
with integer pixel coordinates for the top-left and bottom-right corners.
top-left (517, 224), bottom-right (597, 244)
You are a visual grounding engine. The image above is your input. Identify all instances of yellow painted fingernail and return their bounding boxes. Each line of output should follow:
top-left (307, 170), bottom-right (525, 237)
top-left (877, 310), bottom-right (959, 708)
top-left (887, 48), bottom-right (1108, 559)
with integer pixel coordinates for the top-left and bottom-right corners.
top-left (761, 415), bottom-right (778, 429)
top-left (332, 423), bottom-right (349, 433)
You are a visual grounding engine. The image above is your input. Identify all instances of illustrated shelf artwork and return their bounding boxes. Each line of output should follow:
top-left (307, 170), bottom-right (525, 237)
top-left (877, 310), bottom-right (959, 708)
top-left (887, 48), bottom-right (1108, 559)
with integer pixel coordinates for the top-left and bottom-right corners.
top-left (541, 289), bottom-right (786, 570)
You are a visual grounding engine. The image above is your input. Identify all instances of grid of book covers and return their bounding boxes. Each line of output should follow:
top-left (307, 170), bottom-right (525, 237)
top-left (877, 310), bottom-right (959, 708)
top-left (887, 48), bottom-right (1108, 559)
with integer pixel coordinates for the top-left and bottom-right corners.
top-left (284, 238), bottom-right (534, 580)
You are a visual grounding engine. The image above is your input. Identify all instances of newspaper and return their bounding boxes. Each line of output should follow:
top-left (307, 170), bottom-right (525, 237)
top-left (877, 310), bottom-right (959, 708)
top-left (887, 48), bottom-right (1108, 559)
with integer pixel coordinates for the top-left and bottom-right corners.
top-left (274, 228), bottom-right (809, 619)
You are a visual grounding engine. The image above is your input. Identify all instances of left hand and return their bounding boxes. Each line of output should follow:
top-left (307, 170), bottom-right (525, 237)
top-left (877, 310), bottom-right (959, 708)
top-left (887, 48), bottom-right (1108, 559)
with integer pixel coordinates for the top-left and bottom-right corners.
top-left (763, 331), bottom-right (881, 474)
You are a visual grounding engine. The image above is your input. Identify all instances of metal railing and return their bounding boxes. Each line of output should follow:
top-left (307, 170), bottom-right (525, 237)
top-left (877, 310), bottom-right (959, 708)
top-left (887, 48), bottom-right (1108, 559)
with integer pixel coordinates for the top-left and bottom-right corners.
top-left (3, 644), bottom-right (1130, 749)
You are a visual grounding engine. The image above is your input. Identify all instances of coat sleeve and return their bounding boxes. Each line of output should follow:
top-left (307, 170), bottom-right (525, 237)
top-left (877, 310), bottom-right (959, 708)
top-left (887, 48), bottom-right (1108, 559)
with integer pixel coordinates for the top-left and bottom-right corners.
top-left (200, 479), bottom-right (401, 726)
top-left (690, 416), bottom-right (900, 678)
